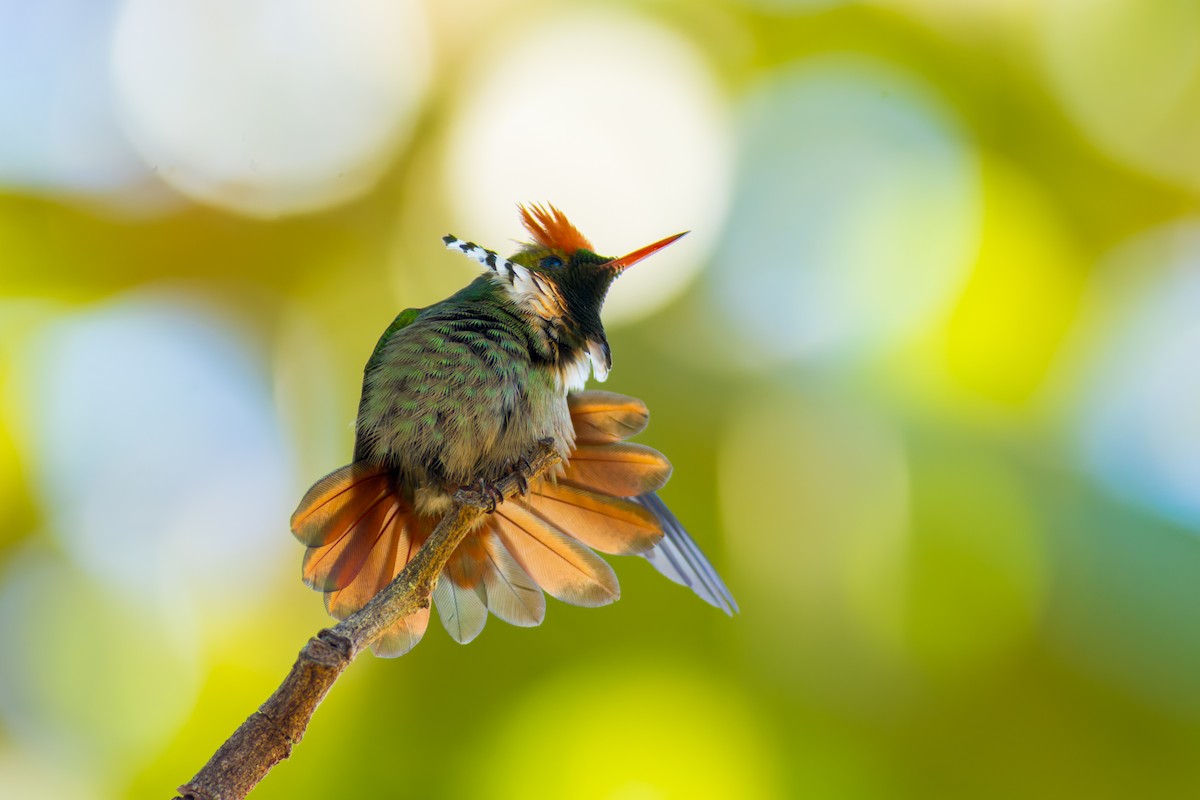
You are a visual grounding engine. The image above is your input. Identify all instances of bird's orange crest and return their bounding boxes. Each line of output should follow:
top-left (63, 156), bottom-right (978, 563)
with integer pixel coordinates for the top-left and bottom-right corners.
top-left (519, 203), bottom-right (593, 254)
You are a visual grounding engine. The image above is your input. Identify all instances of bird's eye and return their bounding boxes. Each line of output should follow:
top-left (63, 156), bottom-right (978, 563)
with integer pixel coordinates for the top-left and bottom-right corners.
top-left (539, 256), bottom-right (564, 270)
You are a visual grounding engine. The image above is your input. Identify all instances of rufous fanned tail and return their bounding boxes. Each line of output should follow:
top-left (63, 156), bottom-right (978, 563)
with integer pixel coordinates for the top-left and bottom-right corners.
top-left (291, 390), bottom-right (671, 657)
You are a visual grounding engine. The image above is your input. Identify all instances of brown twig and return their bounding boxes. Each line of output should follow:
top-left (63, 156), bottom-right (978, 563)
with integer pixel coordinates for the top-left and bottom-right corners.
top-left (174, 439), bottom-right (561, 800)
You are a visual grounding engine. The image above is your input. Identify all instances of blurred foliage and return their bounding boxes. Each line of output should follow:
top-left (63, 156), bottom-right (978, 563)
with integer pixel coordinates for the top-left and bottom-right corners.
top-left (2, 0), bottom-right (1200, 798)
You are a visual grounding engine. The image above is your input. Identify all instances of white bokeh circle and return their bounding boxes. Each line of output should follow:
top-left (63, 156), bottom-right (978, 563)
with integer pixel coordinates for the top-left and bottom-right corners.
top-left (11, 290), bottom-right (295, 609)
top-left (0, 0), bottom-right (148, 196)
top-left (110, 0), bottom-right (431, 217)
top-left (1062, 221), bottom-right (1200, 529)
top-left (710, 55), bottom-right (981, 364)
top-left (442, 9), bottom-right (732, 325)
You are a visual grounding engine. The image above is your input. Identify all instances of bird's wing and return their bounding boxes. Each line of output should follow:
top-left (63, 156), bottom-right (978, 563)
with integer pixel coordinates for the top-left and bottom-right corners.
top-left (634, 492), bottom-right (738, 616)
top-left (365, 305), bottom-right (423, 364)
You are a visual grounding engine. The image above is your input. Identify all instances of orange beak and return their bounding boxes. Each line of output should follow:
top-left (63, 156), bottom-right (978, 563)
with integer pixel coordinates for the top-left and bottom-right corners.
top-left (607, 231), bottom-right (689, 272)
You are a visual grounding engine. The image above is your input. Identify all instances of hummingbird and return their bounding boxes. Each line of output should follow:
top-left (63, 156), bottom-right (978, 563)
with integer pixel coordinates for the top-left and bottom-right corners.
top-left (291, 204), bottom-right (736, 657)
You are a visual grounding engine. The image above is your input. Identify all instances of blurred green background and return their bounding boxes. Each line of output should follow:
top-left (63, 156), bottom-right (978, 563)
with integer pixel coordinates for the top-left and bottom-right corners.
top-left (3, 0), bottom-right (1200, 797)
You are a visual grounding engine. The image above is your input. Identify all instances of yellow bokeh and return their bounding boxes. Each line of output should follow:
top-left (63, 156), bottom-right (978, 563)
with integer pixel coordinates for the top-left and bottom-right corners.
top-left (468, 658), bottom-right (781, 800)
top-left (942, 156), bottom-right (1086, 405)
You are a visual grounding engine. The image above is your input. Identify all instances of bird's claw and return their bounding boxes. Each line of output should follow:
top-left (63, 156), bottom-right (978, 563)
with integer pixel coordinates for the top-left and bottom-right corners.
top-left (459, 445), bottom-right (550, 511)
top-left (513, 455), bottom-right (533, 496)
top-left (474, 477), bottom-right (504, 513)
top-left (504, 455), bottom-right (534, 497)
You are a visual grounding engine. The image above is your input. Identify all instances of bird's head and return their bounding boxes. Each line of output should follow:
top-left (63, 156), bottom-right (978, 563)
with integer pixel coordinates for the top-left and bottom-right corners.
top-left (443, 204), bottom-right (685, 384)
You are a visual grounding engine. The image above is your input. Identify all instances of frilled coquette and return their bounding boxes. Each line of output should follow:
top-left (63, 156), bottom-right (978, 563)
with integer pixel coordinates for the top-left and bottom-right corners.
top-left (291, 205), bottom-right (736, 657)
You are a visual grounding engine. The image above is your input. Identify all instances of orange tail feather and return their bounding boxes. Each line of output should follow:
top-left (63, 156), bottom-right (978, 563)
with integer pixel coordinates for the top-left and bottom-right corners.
top-left (561, 442), bottom-right (672, 496)
top-left (567, 390), bottom-right (649, 444)
top-left (291, 465), bottom-right (433, 657)
top-left (568, 390), bottom-right (737, 615)
top-left (291, 464), bottom-right (392, 547)
top-left (291, 389), bottom-right (733, 657)
top-left (522, 481), bottom-right (662, 555)
top-left (492, 502), bottom-right (619, 607)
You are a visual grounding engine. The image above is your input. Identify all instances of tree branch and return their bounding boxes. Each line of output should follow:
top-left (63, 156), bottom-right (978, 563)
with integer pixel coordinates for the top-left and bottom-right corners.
top-left (174, 439), bottom-right (561, 800)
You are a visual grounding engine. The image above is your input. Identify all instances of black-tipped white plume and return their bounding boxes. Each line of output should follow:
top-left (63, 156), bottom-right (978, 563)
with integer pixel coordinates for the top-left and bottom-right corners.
top-left (443, 234), bottom-right (562, 318)
top-left (443, 235), bottom-right (527, 284)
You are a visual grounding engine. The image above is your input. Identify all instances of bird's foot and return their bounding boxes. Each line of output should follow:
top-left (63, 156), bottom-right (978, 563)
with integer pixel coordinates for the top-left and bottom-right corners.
top-left (469, 477), bottom-right (505, 513)
top-left (505, 455), bottom-right (534, 497)
top-left (455, 440), bottom-right (556, 511)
